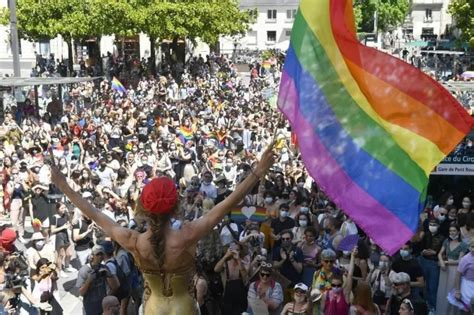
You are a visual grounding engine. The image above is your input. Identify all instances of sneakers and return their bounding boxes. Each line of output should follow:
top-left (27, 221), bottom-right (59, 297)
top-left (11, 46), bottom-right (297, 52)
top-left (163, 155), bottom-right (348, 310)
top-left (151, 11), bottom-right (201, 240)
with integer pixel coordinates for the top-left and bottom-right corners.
top-left (64, 266), bottom-right (76, 273)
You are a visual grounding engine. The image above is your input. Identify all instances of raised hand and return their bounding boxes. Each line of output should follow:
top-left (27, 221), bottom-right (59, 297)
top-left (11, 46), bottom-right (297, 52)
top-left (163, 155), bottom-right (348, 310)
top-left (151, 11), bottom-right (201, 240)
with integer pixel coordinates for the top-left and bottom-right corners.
top-left (254, 142), bottom-right (276, 177)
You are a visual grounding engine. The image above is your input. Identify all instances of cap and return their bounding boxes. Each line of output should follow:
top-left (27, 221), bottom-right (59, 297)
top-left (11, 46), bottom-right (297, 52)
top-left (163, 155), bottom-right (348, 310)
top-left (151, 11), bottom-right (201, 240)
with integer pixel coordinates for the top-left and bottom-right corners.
top-left (100, 241), bottom-right (114, 255)
top-left (92, 245), bottom-right (105, 255)
top-left (140, 177), bottom-right (177, 215)
top-left (390, 272), bottom-right (411, 284)
top-left (294, 283), bottom-right (309, 292)
top-left (82, 191), bottom-right (93, 199)
top-left (31, 232), bottom-right (45, 241)
top-left (32, 184), bottom-right (49, 191)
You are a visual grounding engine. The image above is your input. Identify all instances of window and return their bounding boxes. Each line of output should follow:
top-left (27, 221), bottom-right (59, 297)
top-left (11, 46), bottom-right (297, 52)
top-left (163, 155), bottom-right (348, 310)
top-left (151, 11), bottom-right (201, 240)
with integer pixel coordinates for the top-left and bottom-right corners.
top-left (39, 39), bottom-right (51, 56)
top-left (286, 9), bottom-right (297, 19)
top-left (285, 30), bottom-right (292, 37)
top-left (425, 9), bottom-right (432, 19)
top-left (267, 9), bottom-right (277, 20)
top-left (267, 31), bottom-right (277, 42)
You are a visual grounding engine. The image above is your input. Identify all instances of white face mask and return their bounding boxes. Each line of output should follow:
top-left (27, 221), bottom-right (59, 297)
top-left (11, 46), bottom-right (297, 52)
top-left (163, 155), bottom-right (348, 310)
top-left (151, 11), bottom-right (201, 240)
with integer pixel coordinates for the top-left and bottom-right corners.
top-left (462, 202), bottom-right (471, 209)
top-left (297, 182), bottom-right (305, 188)
top-left (379, 261), bottom-right (389, 269)
top-left (299, 220), bottom-right (308, 227)
top-left (449, 233), bottom-right (459, 240)
top-left (265, 197), bottom-right (273, 204)
top-left (280, 211), bottom-right (289, 218)
top-left (438, 214), bottom-right (446, 222)
top-left (447, 198), bottom-right (454, 205)
top-left (35, 240), bottom-right (45, 249)
top-left (429, 226), bottom-right (438, 233)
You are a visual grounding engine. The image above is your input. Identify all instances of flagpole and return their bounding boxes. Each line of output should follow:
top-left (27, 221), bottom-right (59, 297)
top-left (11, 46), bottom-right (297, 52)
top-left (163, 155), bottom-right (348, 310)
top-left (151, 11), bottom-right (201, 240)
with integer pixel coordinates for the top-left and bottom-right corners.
top-left (9, 0), bottom-right (21, 77)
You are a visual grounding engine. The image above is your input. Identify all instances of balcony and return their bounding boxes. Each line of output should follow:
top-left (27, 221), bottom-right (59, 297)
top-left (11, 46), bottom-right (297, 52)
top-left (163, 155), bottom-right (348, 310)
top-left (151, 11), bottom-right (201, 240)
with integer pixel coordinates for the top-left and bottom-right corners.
top-left (411, 0), bottom-right (443, 8)
top-left (423, 17), bottom-right (433, 23)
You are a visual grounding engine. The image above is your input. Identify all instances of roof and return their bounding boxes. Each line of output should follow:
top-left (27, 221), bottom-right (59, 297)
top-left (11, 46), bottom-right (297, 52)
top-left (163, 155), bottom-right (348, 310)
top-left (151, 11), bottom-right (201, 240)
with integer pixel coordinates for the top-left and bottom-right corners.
top-left (240, 0), bottom-right (299, 7)
top-left (0, 76), bottom-right (103, 87)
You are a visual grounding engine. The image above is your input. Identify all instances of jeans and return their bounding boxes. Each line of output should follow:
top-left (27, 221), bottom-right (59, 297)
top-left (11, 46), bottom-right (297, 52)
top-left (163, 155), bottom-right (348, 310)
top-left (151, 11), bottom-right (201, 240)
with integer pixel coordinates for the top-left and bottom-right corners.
top-left (418, 256), bottom-right (440, 310)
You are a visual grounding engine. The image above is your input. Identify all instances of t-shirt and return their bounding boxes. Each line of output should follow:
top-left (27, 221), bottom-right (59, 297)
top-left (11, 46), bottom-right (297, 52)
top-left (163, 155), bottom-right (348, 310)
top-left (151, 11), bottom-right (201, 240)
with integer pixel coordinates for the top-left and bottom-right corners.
top-left (73, 219), bottom-right (92, 251)
top-left (391, 257), bottom-right (423, 283)
top-left (458, 253), bottom-right (474, 281)
top-left (272, 245), bottom-right (304, 287)
top-left (388, 292), bottom-right (428, 315)
top-left (31, 194), bottom-right (50, 222)
top-left (76, 264), bottom-right (108, 315)
top-left (270, 218), bottom-right (295, 236)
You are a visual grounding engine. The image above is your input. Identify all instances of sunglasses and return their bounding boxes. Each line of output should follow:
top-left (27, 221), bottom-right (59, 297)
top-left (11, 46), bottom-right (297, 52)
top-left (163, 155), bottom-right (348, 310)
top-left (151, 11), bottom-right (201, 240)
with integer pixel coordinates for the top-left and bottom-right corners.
top-left (281, 237), bottom-right (292, 241)
top-left (295, 289), bottom-right (306, 294)
top-left (331, 283), bottom-right (342, 288)
top-left (260, 272), bottom-right (271, 278)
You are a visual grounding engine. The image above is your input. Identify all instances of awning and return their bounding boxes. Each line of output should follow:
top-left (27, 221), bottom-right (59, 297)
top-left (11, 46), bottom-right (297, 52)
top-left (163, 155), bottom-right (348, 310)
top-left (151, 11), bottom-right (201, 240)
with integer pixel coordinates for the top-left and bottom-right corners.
top-left (0, 76), bottom-right (103, 87)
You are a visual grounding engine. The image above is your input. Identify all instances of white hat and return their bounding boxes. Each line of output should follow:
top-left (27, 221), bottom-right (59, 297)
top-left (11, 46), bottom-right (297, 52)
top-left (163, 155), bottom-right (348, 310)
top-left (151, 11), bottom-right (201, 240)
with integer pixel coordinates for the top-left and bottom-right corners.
top-left (82, 191), bottom-right (93, 199)
top-left (294, 283), bottom-right (308, 292)
top-left (31, 232), bottom-right (45, 241)
top-left (390, 272), bottom-right (410, 284)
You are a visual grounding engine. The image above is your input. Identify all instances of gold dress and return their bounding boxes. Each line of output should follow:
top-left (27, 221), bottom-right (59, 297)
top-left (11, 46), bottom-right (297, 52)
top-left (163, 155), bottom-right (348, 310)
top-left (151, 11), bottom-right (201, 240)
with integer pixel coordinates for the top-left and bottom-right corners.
top-left (136, 257), bottom-right (199, 315)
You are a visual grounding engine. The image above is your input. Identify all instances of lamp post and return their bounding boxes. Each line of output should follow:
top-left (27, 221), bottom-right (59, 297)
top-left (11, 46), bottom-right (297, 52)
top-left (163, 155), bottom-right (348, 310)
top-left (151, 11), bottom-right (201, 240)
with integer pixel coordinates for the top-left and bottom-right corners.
top-left (233, 41), bottom-right (238, 63)
top-left (9, 0), bottom-right (21, 77)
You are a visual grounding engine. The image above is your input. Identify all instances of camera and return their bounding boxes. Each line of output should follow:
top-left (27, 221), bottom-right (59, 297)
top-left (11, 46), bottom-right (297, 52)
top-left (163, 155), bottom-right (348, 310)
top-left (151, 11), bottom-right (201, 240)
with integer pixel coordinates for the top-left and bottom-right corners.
top-left (92, 267), bottom-right (108, 278)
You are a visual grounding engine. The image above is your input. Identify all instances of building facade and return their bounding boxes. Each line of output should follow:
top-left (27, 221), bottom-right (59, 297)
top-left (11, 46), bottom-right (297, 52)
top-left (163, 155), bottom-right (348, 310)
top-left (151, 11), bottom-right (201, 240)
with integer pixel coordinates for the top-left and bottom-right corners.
top-left (404, 0), bottom-right (453, 40)
top-left (219, 0), bottom-right (299, 55)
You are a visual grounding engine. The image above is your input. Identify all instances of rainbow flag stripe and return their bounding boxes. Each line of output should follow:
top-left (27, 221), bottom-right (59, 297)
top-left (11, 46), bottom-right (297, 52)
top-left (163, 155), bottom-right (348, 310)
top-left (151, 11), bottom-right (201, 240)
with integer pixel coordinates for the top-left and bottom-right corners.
top-left (111, 77), bottom-right (127, 95)
top-left (277, 0), bottom-right (474, 255)
top-left (177, 126), bottom-right (194, 144)
top-left (230, 206), bottom-right (267, 223)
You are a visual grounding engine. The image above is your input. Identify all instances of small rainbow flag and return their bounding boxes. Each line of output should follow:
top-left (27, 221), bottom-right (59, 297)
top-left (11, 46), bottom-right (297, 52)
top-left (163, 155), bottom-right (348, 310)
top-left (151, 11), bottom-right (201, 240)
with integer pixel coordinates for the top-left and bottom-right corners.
top-left (278, 0), bottom-right (474, 255)
top-left (177, 125), bottom-right (194, 144)
top-left (230, 206), bottom-right (267, 223)
top-left (111, 77), bottom-right (127, 95)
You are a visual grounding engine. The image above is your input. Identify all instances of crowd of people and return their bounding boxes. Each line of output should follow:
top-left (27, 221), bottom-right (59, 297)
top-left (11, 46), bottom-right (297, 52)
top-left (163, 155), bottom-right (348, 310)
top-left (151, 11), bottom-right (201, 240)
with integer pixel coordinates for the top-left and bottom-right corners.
top-left (0, 51), bottom-right (473, 315)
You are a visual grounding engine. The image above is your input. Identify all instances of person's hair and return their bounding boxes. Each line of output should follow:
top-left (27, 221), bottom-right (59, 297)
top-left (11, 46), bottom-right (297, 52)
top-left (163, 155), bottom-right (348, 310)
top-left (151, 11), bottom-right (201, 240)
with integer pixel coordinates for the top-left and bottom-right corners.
top-left (135, 200), bottom-right (176, 269)
top-left (439, 192), bottom-right (453, 206)
top-left (304, 226), bottom-right (317, 236)
top-left (36, 258), bottom-right (50, 274)
top-left (352, 282), bottom-right (377, 312)
top-left (55, 202), bottom-right (65, 212)
top-left (280, 229), bottom-right (294, 239)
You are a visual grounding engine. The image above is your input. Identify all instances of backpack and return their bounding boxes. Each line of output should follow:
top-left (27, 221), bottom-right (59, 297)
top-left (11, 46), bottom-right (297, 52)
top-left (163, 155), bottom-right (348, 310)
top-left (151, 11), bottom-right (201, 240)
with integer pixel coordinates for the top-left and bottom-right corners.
top-left (107, 258), bottom-right (131, 301)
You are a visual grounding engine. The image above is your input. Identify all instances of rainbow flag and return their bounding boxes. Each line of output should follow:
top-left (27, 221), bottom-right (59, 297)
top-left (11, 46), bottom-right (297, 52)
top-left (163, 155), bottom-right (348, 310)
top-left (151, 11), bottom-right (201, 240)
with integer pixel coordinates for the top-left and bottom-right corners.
top-left (177, 126), bottom-right (194, 144)
top-left (277, 0), bottom-right (474, 255)
top-left (230, 206), bottom-right (267, 223)
top-left (111, 77), bottom-right (127, 95)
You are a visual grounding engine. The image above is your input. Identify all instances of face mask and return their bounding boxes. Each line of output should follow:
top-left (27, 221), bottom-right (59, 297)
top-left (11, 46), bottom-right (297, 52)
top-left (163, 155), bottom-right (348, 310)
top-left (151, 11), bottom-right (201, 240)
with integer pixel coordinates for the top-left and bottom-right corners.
top-left (280, 211), bottom-right (288, 218)
top-left (225, 166), bottom-right (231, 171)
top-left (299, 220), bottom-right (308, 227)
top-left (429, 226), bottom-right (438, 233)
top-left (265, 197), bottom-right (273, 204)
top-left (447, 198), bottom-right (454, 205)
top-left (297, 182), bottom-right (305, 188)
top-left (332, 287), bottom-right (342, 294)
top-left (35, 241), bottom-right (45, 249)
top-left (449, 233), bottom-right (459, 240)
top-left (438, 214), bottom-right (446, 222)
top-left (463, 202), bottom-right (471, 209)
top-left (171, 219), bottom-right (182, 230)
top-left (379, 261), bottom-right (389, 270)
top-left (300, 207), bottom-right (309, 214)
top-left (82, 175), bottom-right (89, 179)
top-left (400, 250), bottom-right (410, 258)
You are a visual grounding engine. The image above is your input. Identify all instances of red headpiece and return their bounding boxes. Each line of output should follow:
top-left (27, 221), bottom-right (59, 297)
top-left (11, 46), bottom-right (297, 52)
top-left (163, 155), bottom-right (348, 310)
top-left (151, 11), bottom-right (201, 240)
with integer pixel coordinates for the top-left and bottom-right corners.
top-left (140, 177), bottom-right (177, 215)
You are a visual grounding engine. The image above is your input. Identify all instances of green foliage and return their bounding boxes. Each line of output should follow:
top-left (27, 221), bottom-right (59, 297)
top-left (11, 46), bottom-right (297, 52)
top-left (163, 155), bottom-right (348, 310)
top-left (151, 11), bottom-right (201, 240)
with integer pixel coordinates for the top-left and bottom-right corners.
top-left (129, 0), bottom-right (255, 44)
top-left (353, 0), bottom-right (409, 33)
top-left (449, 0), bottom-right (474, 47)
top-left (0, 0), bottom-right (254, 44)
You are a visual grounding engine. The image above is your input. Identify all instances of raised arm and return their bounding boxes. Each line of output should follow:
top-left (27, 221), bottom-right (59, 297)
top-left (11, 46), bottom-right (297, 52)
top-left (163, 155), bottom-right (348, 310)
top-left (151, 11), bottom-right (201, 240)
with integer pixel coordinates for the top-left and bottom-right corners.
top-left (50, 164), bottom-right (139, 254)
top-left (185, 144), bottom-right (274, 244)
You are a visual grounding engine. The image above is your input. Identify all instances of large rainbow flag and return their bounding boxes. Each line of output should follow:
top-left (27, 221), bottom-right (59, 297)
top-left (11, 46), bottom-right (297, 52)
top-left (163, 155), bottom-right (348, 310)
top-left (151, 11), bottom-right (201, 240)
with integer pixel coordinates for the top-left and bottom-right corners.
top-left (278, 0), bottom-right (474, 254)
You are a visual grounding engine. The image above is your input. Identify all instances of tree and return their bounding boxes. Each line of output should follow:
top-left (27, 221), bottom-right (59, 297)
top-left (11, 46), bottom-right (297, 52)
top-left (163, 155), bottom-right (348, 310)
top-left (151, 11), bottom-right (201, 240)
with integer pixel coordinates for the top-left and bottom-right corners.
top-left (353, 0), bottom-right (409, 33)
top-left (128, 0), bottom-right (255, 74)
top-left (449, 0), bottom-right (474, 47)
top-left (1, 0), bottom-right (132, 72)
